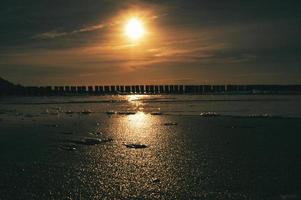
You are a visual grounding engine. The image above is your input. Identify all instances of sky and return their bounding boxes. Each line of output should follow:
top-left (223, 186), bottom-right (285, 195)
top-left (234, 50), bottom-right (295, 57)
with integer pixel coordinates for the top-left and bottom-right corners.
top-left (0, 0), bottom-right (300, 86)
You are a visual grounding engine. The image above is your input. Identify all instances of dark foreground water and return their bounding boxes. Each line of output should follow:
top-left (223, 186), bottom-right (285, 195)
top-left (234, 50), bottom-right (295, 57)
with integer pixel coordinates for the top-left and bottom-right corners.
top-left (0, 95), bottom-right (301, 199)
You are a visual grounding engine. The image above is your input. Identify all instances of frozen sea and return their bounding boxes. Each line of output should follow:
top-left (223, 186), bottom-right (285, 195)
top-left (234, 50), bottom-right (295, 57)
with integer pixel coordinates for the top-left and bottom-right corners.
top-left (0, 95), bottom-right (301, 199)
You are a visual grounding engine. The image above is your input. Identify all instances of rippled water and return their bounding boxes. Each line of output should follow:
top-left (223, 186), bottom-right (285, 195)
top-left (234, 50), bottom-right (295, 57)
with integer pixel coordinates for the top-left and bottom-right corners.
top-left (0, 95), bottom-right (301, 199)
top-left (1, 94), bottom-right (301, 118)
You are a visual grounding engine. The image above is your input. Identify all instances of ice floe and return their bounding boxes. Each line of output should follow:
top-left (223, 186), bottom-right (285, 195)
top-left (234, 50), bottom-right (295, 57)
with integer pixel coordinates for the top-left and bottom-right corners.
top-left (58, 143), bottom-right (77, 151)
top-left (65, 110), bottom-right (74, 114)
top-left (88, 131), bottom-right (103, 136)
top-left (106, 111), bottom-right (136, 115)
top-left (106, 111), bottom-right (117, 115)
top-left (164, 122), bottom-right (178, 126)
top-left (200, 112), bottom-right (220, 117)
top-left (81, 109), bottom-right (93, 114)
top-left (73, 137), bottom-right (113, 145)
top-left (124, 143), bottom-right (148, 149)
top-left (152, 178), bottom-right (160, 183)
top-left (150, 112), bottom-right (163, 115)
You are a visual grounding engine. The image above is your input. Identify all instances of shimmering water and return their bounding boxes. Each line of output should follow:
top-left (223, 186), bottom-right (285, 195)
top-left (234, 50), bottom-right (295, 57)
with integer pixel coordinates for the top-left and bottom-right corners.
top-left (0, 95), bottom-right (301, 199)
top-left (2, 94), bottom-right (301, 118)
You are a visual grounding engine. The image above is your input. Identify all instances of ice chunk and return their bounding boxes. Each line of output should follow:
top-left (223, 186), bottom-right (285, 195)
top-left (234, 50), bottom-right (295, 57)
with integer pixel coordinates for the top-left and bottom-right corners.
top-left (65, 110), bottom-right (74, 114)
top-left (74, 137), bottom-right (113, 145)
top-left (152, 178), bottom-right (160, 183)
top-left (58, 143), bottom-right (77, 151)
top-left (164, 122), bottom-right (178, 126)
top-left (200, 112), bottom-right (220, 117)
top-left (150, 112), bottom-right (163, 115)
top-left (124, 143), bottom-right (148, 149)
top-left (81, 110), bottom-right (92, 114)
top-left (106, 111), bottom-right (117, 115)
top-left (88, 131), bottom-right (102, 136)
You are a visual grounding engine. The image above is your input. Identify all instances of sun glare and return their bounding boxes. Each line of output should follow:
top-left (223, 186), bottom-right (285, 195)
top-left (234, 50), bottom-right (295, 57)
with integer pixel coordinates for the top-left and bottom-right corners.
top-left (125, 18), bottom-right (145, 40)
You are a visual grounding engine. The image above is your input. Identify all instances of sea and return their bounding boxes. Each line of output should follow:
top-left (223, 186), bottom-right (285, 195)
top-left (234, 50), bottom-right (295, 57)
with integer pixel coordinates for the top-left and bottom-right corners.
top-left (0, 94), bottom-right (301, 199)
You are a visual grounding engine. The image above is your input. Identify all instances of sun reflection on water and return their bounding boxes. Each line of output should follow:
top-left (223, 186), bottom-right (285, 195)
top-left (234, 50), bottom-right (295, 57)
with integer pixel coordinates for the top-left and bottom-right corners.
top-left (126, 94), bottom-right (149, 111)
top-left (127, 111), bottom-right (148, 129)
top-left (127, 95), bottom-right (141, 102)
top-left (126, 111), bottom-right (152, 142)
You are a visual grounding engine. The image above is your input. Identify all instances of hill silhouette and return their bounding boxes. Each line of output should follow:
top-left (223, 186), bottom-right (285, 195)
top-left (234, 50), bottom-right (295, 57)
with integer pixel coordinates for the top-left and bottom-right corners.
top-left (0, 77), bottom-right (24, 95)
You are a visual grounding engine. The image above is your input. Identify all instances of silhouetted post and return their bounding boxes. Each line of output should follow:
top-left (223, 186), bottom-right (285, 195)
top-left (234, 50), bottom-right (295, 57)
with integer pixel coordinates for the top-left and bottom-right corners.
top-left (37, 87), bottom-right (42, 95)
top-left (71, 86), bottom-right (76, 94)
top-left (150, 85), bottom-right (155, 93)
top-left (192, 85), bottom-right (198, 93)
top-left (104, 86), bottom-right (110, 94)
top-left (252, 85), bottom-right (261, 93)
top-left (198, 85), bottom-right (203, 94)
top-left (226, 85), bottom-right (237, 93)
top-left (154, 85), bottom-right (159, 93)
top-left (77, 86), bottom-right (81, 94)
top-left (174, 85), bottom-right (179, 93)
top-left (78, 86), bottom-right (83, 94)
top-left (195, 85), bottom-right (199, 93)
top-left (179, 85), bottom-right (184, 93)
top-left (130, 86), bottom-right (135, 93)
top-left (65, 86), bottom-right (70, 94)
top-left (245, 85), bottom-right (253, 93)
top-left (88, 86), bottom-right (93, 94)
top-left (184, 85), bottom-right (191, 93)
top-left (226, 85), bottom-right (232, 93)
top-left (213, 85), bottom-right (225, 93)
top-left (110, 86), bottom-right (116, 94)
top-left (83, 86), bottom-right (87, 94)
top-left (159, 85), bottom-right (164, 93)
top-left (99, 86), bottom-right (104, 94)
top-left (212, 85), bottom-right (217, 93)
top-left (220, 85), bottom-right (226, 92)
top-left (120, 85), bottom-right (125, 93)
top-left (170, 85), bottom-right (174, 93)
top-left (164, 85), bottom-right (169, 93)
top-left (95, 86), bottom-right (99, 94)
top-left (116, 85), bottom-right (120, 92)
top-left (145, 85), bottom-right (150, 93)
top-left (135, 85), bottom-right (140, 93)
top-left (58, 86), bottom-right (64, 95)
top-left (53, 86), bottom-right (59, 95)
top-left (38, 86), bottom-right (44, 95)
top-left (203, 85), bottom-right (211, 93)
top-left (198, 85), bottom-right (203, 93)
top-left (237, 85), bottom-right (245, 93)
top-left (140, 85), bottom-right (144, 93)
top-left (125, 86), bottom-right (131, 93)
top-left (189, 85), bottom-right (199, 93)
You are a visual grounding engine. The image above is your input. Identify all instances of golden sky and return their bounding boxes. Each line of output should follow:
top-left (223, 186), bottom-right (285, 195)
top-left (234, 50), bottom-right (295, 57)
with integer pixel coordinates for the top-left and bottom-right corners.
top-left (0, 1), bottom-right (300, 85)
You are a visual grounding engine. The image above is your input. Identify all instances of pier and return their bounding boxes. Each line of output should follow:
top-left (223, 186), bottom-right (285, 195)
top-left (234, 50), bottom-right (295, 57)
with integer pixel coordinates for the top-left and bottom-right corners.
top-left (16, 84), bottom-right (301, 96)
top-left (1, 78), bottom-right (301, 96)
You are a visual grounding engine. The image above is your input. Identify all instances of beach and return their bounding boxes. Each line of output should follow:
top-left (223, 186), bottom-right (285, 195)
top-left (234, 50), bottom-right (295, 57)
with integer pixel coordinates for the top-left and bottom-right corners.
top-left (1, 95), bottom-right (301, 199)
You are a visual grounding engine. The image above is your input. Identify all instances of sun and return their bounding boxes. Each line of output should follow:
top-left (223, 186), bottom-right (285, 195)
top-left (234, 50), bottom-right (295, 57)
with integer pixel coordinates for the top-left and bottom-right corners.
top-left (124, 18), bottom-right (145, 40)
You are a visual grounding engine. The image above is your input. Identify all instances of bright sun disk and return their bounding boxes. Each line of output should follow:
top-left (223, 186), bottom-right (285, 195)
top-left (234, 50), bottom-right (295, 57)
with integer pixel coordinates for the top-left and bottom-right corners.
top-left (125, 18), bottom-right (145, 40)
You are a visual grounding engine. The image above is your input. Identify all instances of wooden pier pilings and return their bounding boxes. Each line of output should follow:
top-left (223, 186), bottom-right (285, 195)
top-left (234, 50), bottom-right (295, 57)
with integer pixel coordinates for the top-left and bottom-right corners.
top-left (4, 84), bottom-right (301, 96)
